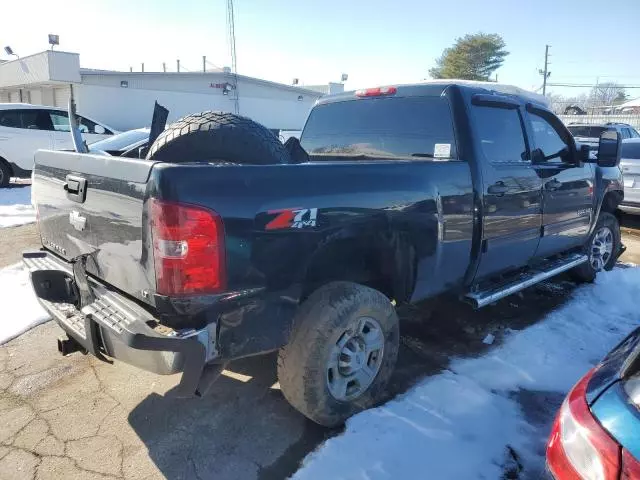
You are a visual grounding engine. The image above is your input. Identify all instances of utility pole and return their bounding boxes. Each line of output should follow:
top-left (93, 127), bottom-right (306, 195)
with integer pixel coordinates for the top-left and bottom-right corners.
top-left (227, 0), bottom-right (239, 114)
top-left (540, 45), bottom-right (551, 96)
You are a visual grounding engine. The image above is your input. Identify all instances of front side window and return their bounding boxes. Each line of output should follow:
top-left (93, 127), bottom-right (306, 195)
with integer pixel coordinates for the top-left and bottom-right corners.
top-left (49, 111), bottom-right (70, 132)
top-left (529, 112), bottom-right (571, 163)
top-left (472, 106), bottom-right (528, 163)
top-left (78, 116), bottom-right (109, 134)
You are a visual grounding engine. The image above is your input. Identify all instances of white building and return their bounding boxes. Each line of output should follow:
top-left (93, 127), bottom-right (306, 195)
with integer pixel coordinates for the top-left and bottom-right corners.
top-left (0, 50), bottom-right (343, 131)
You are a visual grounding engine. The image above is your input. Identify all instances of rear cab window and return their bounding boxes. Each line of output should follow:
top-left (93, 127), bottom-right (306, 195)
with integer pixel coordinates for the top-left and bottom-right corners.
top-left (300, 96), bottom-right (457, 161)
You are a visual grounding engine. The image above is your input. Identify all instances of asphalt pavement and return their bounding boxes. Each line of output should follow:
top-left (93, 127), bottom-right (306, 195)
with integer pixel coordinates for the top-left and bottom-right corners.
top-left (0, 213), bottom-right (639, 479)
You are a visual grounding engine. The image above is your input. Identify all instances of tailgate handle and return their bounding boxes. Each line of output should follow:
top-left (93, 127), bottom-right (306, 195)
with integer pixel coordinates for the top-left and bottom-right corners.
top-left (64, 175), bottom-right (87, 203)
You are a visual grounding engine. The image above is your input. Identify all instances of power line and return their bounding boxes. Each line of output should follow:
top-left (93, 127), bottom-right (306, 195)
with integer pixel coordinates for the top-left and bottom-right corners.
top-left (548, 83), bottom-right (640, 89)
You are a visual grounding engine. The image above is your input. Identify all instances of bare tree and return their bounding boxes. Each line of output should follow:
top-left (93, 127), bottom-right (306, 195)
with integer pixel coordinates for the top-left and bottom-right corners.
top-left (589, 82), bottom-right (626, 107)
top-left (547, 93), bottom-right (589, 115)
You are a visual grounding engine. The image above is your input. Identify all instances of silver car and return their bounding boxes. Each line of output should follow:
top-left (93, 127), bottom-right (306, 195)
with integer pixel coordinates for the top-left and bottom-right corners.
top-left (620, 138), bottom-right (640, 214)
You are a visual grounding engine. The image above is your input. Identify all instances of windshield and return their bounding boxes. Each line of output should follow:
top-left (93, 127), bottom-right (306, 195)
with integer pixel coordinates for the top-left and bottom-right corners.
top-left (89, 129), bottom-right (149, 151)
top-left (300, 96), bottom-right (457, 160)
top-left (567, 125), bottom-right (606, 138)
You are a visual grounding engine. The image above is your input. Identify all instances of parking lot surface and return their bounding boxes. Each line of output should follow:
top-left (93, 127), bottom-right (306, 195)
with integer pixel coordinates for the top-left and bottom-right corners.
top-left (0, 211), bottom-right (639, 480)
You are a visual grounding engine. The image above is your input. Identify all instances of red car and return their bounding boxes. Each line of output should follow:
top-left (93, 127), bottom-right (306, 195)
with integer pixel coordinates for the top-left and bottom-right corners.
top-left (546, 328), bottom-right (640, 479)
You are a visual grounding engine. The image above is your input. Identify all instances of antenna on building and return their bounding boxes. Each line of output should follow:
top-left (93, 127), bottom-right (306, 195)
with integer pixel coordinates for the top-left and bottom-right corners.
top-left (177, 59), bottom-right (180, 72)
top-left (48, 34), bottom-right (59, 51)
top-left (163, 62), bottom-right (166, 72)
top-left (129, 66), bottom-right (133, 72)
top-left (203, 56), bottom-right (206, 72)
top-left (141, 63), bottom-right (144, 73)
top-left (4, 46), bottom-right (18, 58)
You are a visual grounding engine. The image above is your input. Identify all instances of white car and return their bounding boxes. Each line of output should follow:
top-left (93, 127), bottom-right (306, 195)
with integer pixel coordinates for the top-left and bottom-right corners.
top-left (0, 104), bottom-right (118, 186)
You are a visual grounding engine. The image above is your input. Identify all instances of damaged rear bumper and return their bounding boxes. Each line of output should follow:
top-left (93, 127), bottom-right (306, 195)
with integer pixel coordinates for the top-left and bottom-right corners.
top-left (22, 249), bottom-right (223, 396)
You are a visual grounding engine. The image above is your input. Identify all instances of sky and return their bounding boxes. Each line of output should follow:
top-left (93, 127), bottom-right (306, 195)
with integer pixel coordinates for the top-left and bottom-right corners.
top-left (3, 0), bottom-right (640, 99)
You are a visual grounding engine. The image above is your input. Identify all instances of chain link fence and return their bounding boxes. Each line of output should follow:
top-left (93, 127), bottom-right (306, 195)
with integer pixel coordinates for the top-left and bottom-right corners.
top-left (558, 114), bottom-right (640, 129)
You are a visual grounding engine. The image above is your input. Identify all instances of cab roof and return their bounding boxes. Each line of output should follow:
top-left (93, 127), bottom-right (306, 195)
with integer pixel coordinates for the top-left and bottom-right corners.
top-left (316, 80), bottom-right (549, 109)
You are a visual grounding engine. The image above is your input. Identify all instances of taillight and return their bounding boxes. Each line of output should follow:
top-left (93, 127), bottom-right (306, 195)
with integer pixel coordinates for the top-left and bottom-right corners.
top-left (622, 449), bottom-right (640, 479)
top-left (546, 368), bottom-right (621, 480)
top-left (355, 86), bottom-right (397, 97)
top-left (150, 199), bottom-right (226, 296)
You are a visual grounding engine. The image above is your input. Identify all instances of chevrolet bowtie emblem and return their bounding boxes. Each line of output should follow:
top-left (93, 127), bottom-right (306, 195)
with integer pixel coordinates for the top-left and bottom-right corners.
top-left (69, 211), bottom-right (87, 231)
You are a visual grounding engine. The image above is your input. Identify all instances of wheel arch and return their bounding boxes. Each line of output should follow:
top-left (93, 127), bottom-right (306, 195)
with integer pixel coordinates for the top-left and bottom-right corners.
top-left (600, 188), bottom-right (623, 214)
top-left (0, 155), bottom-right (14, 176)
top-left (300, 229), bottom-right (416, 304)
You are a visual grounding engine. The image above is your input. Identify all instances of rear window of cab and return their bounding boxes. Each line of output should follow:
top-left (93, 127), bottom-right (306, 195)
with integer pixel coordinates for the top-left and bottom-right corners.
top-left (300, 96), bottom-right (457, 161)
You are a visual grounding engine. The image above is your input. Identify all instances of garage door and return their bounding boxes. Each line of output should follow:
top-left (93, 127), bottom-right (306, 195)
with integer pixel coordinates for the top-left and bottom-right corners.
top-left (53, 86), bottom-right (70, 107)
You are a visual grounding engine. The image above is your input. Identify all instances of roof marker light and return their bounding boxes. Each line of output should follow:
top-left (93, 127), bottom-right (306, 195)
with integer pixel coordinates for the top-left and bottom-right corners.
top-left (355, 86), bottom-right (397, 97)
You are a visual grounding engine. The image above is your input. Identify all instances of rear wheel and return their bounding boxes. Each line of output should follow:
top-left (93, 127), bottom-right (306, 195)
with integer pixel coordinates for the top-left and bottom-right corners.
top-left (0, 160), bottom-right (11, 188)
top-left (277, 282), bottom-right (399, 427)
top-left (572, 212), bottom-right (620, 282)
top-left (146, 111), bottom-right (290, 165)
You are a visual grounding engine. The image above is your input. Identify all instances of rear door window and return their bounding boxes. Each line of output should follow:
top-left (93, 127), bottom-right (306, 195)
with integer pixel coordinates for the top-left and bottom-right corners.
top-left (622, 142), bottom-right (640, 159)
top-left (472, 106), bottom-right (528, 163)
top-left (567, 126), bottom-right (606, 138)
top-left (300, 96), bottom-right (457, 160)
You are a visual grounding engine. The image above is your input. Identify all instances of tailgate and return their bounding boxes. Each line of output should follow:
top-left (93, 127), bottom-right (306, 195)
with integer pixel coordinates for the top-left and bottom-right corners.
top-left (33, 150), bottom-right (157, 303)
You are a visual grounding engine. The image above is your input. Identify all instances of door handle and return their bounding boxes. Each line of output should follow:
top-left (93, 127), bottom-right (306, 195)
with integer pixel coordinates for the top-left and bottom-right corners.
top-left (545, 179), bottom-right (561, 191)
top-left (487, 182), bottom-right (509, 195)
top-left (64, 175), bottom-right (87, 203)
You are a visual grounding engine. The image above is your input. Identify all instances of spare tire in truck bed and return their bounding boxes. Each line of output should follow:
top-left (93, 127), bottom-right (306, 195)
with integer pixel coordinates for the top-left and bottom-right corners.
top-left (146, 111), bottom-right (291, 165)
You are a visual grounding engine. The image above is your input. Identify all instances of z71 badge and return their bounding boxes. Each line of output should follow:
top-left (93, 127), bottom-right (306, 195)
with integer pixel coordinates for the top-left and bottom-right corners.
top-left (265, 208), bottom-right (318, 230)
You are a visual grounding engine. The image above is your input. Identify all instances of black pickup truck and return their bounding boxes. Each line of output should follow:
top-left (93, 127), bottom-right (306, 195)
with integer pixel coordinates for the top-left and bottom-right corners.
top-left (24, 81), bottom-right (624, 426)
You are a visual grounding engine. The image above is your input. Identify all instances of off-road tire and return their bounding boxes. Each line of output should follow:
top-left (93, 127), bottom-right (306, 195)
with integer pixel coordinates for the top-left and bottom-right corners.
top-left (277, 282), bottom-right (399, 427)
top-left (0, 160), bottom-right (11, 187)
top-left (146, 111), bottom-right (291, 165)
top-left (571, 211), bottom-right (620, 283)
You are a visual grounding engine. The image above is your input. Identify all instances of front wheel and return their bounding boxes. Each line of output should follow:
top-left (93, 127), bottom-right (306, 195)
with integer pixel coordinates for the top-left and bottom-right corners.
top-left (277, 282), bottom-right (399, 427)
top-left (572, 212), bottom-right (621, 282)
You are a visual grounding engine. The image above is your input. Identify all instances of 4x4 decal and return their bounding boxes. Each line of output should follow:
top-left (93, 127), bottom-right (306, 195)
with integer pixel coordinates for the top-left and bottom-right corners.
top-left (266, 208), bottom-right (318, 230)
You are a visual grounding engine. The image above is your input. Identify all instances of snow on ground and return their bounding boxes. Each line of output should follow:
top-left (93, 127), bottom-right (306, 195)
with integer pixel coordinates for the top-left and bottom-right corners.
top-left (0, 263), bottom-right (49, 345)
top-left (294, 266), bottom-right (640, 480)
top-left (0, 185), bottom-right (35, 228)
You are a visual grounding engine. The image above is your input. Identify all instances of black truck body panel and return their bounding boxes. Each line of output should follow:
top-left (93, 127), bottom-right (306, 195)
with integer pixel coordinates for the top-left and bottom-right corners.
top-left (26, 81), bottom-right (624, 392)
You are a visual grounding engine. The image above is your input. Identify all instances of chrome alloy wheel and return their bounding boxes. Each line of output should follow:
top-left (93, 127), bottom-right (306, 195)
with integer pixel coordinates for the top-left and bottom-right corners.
top-left (590, 226), bottom-right (614, 271)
